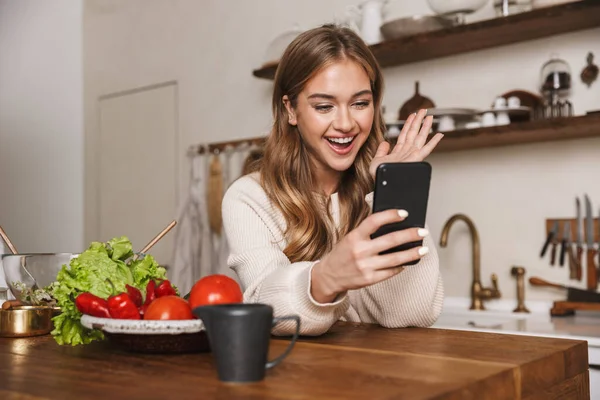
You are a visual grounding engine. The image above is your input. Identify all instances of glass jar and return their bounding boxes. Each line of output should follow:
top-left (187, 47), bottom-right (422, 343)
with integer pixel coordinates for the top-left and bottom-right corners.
top-left (539, 54), bottom-right (573, 118)
top-left (540, 54), bottom-right (571, 95)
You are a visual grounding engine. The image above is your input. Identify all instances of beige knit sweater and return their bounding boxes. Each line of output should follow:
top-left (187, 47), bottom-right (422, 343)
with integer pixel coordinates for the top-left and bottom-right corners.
top-left (221, 172), bottom-right (444, 336)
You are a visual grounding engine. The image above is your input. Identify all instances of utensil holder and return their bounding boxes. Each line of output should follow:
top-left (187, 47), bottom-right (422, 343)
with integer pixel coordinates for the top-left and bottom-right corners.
top-left (545, 218), bottom-right (599, 243)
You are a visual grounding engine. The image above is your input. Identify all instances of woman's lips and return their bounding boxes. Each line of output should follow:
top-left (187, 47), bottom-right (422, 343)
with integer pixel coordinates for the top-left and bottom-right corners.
top-left (324, 136), bottom-right (356, 155)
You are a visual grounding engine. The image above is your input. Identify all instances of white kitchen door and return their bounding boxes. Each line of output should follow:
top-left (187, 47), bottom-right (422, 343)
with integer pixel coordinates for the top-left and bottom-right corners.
top-left (97, 82), bottom-right (178, 268)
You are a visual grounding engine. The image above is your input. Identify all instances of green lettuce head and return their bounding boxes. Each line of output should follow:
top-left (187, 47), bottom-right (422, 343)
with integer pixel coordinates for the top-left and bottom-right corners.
top-left (50, 236), bottom-right (168, 346)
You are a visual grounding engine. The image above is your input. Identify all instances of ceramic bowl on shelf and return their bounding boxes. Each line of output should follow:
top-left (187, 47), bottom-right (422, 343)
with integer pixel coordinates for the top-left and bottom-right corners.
top-left (379, 15), bottom-right (455, 40)
top-left (80, 315), bottom-right (210, 354)
top-left (262, 26), bottom-right (303, 68)
top-left (427, 0), bottom-right (489, 24)
top-left (477, 106), bottom-right (532, 117)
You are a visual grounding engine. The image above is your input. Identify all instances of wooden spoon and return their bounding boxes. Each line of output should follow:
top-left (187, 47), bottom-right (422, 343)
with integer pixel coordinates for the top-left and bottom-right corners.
top-left (0, 224), bottom-right (18, 255)
top-left (2, 300), bottom-right (23, 310)
top-left (0, 224), bottom-right (38, 301)
top-left (132, 220), bottom-right (177, 261)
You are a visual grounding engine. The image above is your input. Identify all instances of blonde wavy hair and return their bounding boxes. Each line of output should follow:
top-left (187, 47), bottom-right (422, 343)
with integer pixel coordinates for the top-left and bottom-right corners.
top-left (253, 24), bottom-right (386, 263)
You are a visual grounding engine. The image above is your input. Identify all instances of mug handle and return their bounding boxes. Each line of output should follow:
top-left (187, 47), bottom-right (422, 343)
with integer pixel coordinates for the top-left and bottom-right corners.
top-left (265, 315), bottom-right (300, 369)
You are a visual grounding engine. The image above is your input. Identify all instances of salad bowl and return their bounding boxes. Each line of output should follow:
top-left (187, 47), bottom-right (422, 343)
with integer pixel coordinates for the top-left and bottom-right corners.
top-left (80, 315), bottom-right (210, 354)
top-left (2, 253), bottom-right (77, 304)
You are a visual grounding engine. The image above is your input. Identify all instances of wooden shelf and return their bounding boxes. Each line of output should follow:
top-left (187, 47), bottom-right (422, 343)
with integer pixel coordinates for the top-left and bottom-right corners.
top-left (423, 113), bottom-right (600, 153)
top-left (253, 0), bottom-right (600, 80)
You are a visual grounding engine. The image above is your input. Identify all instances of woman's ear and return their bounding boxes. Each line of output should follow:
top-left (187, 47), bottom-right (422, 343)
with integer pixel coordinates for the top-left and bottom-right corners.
top-left (282, 95), bottom-right (297, 126)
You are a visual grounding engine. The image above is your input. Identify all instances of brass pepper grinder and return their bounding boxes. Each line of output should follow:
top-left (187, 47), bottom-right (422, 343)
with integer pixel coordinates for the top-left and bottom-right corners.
top-left (511, 266), bottom-right (530, 313)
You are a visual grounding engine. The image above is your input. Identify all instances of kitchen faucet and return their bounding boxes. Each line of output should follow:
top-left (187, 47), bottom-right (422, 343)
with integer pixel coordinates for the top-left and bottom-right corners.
top-left (439, 214), bottom-right (501, 311)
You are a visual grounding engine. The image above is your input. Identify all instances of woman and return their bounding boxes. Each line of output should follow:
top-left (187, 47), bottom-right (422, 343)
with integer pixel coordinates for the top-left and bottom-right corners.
top-left (222, 24), bottom-right (444, 336)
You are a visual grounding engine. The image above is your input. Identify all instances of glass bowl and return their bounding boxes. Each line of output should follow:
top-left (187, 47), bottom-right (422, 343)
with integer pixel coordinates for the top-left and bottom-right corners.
top-left (2, 253), bottom-right (78, 302)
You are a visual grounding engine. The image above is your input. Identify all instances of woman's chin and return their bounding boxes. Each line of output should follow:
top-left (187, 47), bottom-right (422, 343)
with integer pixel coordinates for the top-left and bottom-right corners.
top-left (326, 157), bottom-right (356, 172)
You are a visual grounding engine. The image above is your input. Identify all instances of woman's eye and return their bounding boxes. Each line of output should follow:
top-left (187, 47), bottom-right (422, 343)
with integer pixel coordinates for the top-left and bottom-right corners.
top-left (315, 104), bottom-right (333, 112)
top-left (353, 101), bottom-right (371, 109)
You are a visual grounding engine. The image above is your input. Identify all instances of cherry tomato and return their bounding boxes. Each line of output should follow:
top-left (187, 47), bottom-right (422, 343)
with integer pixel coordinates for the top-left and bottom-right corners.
top-left (189, 274), bottom-right (243, 309)
top-left (143, 295), bottom-right (194, 320)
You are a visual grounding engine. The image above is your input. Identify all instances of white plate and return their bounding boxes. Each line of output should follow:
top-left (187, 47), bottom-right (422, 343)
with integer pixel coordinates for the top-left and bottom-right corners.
top-left (477, 106), bottom-right (532, 115)
top-left (426, 108), bottom-right (481, 117)
top-left (80, 314), bottom-right (204, 335)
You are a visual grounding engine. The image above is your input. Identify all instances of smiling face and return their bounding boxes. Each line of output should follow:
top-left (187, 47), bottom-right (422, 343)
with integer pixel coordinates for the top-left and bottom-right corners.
top-left (283, 59), bottom-right (374, 190)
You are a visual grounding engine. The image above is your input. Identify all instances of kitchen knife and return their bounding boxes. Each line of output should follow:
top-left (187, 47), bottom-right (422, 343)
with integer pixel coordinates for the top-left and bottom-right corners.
top-left (529, 276), bottom-right (600, 303)
top-left (568, 241), bottom-right (578, 280)
top-left (541, 220), bottom-right (558, 259)
top-left (559, 221), bottom-right (570, 267)
top-left (550, 233), bottom-right (558, 266)
top-left (585, 194), bottom-right (598, 290)
top-left (576, 197), bottom-right (584, 279)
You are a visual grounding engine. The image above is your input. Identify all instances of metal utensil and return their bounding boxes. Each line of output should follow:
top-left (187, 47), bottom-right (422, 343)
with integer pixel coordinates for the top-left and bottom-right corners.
top-left (0, 224), bottom-right (18, 255)
top-left (563, 221), bottom-right (579, 280)
top-left (559, 221), bottom-right (570, 267)
top-left (529, 276), bottom-right (600, 303)
top-left (132, 220), bottom-right (177, 261)
top-left (576, 197), bottom-right (584, 280)
top-left (541, 220), bottom-right (558, 258)
top-left (0, 225), bottom-right (37, 294)
top-left (584, 194), bottom-right (597, 290)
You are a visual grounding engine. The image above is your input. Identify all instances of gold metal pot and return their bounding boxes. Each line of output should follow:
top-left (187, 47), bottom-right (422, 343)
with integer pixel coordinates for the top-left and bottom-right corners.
top-left (0, 305), bottom-right (59, 337)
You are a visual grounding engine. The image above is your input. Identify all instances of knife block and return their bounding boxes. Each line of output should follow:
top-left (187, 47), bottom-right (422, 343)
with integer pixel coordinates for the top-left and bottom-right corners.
top-left (545, 218), bottom-right (599, 242)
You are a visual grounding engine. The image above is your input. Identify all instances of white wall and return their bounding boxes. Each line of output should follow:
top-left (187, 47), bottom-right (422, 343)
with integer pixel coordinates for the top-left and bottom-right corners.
top-left (0, 1), bottom-right (84, 253)
top-left (83, 0), bottom-right (600, 303)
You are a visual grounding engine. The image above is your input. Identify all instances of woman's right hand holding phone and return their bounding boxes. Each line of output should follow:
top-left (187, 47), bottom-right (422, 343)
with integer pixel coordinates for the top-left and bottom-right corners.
top-left (310, 209), bottom-right (430, 304)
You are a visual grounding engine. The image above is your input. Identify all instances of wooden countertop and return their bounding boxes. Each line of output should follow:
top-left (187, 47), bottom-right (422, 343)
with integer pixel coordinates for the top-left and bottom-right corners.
top-left (0, 322), bottom-right (590, 399)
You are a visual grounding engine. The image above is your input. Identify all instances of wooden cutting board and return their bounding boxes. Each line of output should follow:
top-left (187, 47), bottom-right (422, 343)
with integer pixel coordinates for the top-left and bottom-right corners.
top-left (398, 81), bottom-right (435, 121)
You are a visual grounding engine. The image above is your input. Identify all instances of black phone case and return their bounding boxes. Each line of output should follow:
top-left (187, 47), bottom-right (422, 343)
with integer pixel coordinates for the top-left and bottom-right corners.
top-left (371, 162), bottom-right (432, 265)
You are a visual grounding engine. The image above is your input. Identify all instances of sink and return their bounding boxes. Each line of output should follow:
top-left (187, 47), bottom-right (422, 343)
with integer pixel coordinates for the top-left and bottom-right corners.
top-left (432, 309), bottom-right (531, 332)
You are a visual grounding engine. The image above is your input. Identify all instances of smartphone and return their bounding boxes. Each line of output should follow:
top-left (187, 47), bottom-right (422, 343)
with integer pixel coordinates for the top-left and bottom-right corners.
top-left (371, 162), bottom-right (432, 264)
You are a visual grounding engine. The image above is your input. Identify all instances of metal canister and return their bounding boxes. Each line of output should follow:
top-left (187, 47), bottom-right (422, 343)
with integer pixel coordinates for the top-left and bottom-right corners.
top-left (0, 305), bottom-right (58, 337)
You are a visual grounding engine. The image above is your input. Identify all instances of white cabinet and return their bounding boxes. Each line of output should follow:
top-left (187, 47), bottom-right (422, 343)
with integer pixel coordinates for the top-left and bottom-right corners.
top-left (97, 82), bottom-right (178, 266)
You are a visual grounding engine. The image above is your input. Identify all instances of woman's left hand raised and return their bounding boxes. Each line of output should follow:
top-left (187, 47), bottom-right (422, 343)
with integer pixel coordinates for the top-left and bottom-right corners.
top-left (369, 108), bottom-right (444, 179)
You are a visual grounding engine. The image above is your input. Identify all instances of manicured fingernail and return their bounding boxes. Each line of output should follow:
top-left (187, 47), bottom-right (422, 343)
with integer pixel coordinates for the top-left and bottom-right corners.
top-left (418, 229), bottom-right (429, 237)
top-left (398, 210), bottom-right (409, 218)
top-left (418, 246), bottom-right (430, 256)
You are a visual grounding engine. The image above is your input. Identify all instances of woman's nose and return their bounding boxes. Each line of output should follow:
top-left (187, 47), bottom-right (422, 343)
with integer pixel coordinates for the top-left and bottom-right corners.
top-left (332, 108), bottom-right (355, 133)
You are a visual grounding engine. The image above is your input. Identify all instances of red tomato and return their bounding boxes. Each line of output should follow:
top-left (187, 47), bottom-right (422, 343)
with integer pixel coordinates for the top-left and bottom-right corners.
top-left (189, 274), bottom-right (243, 309)
top-left (143, 295), bottom-right (194, 320)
